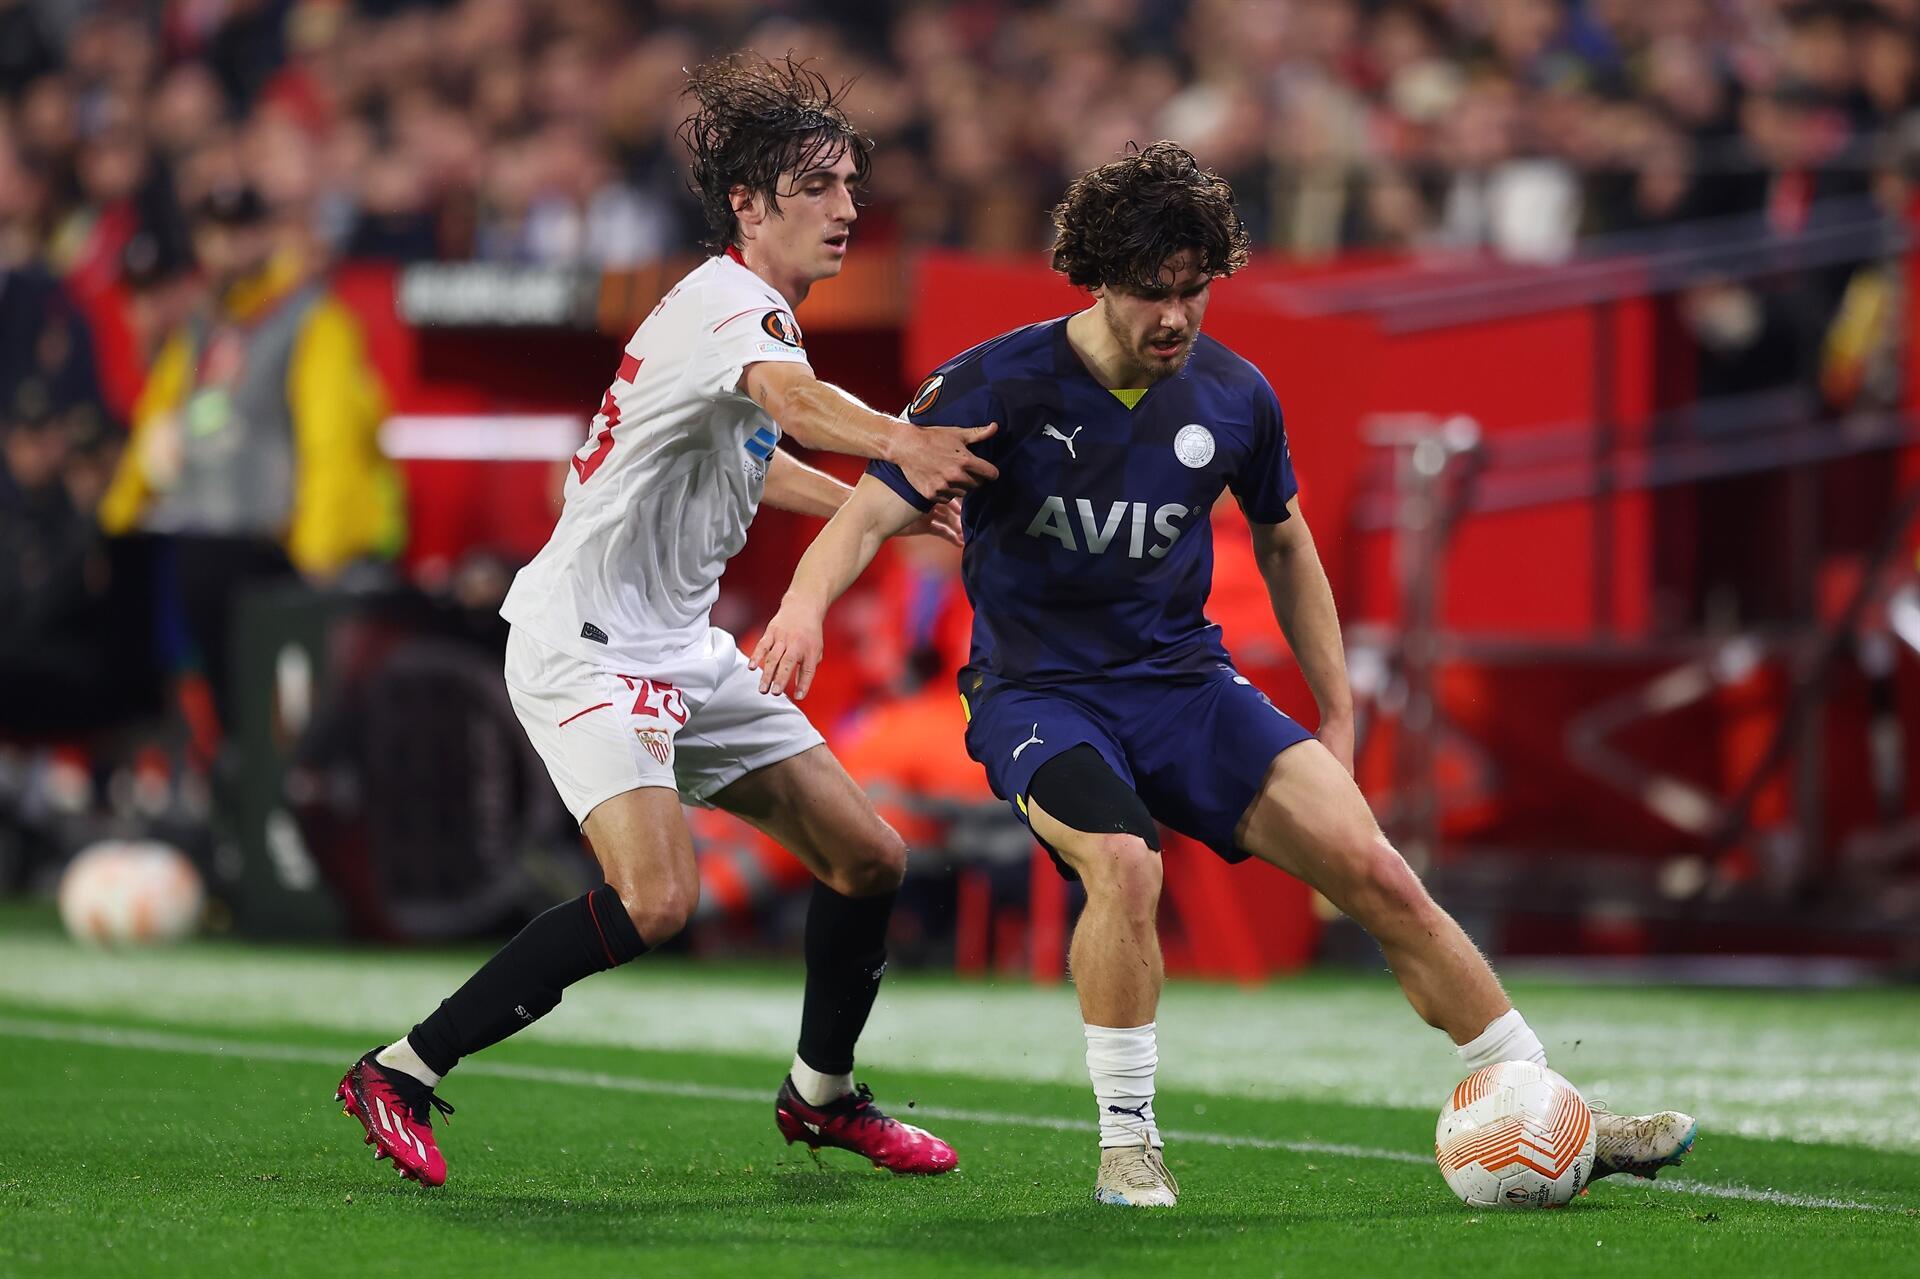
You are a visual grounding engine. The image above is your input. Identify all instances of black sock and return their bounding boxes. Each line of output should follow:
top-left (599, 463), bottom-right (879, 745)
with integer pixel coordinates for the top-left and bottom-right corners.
top-left (796, 880), bottom-right (895, 1077)
top-left (408, 884), bottom-right (646, 1077)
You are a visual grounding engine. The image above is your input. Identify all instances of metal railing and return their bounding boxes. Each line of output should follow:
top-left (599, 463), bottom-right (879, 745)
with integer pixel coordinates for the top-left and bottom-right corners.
top-left (1266, 198), bottom-right (1905, 333)
top-left (1339, 203), bottom-right (1920, 942)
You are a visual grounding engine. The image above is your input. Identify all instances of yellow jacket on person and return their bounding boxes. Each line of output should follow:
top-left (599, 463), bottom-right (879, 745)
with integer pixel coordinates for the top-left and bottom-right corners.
top-left (101, 253), bottom-right (406, 579)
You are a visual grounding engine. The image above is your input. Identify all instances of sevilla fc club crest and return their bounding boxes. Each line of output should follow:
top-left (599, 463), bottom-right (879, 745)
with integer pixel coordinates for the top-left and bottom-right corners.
top-left (636, 727), bottom-right (672, 766)
top-left (760, 310), bottom-right (804, 347)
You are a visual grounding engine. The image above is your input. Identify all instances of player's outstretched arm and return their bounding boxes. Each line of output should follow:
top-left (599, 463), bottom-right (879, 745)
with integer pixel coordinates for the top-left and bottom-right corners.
top-left (763, 448), bottom-right (964, 544)
top-left (1250, 498), bottom-right (1356, 772)
top-left (743, 360), bottom-right (998, 501)
top-left (750, 474), bottom-right (925, 699)
top-left (763, 446), bottom-right (854, 518)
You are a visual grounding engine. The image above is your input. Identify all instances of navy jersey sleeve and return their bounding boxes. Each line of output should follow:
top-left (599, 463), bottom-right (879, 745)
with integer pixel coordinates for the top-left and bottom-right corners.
top-left (864, 365), bottom-right (1001, 512)
top-left (1230, 379), bottom-right (1297, 524)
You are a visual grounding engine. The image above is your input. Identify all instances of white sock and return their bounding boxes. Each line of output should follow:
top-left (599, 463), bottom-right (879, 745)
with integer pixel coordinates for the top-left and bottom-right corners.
top-left (376, 1036), bottom-right (442, 1088)
top-left (1085, 1022), bottom-right (1162, 1149)
top-left (789, 1054), bottom-right (853, 1107)
top-left (1456, 1007), bottom-right (1547, 1071)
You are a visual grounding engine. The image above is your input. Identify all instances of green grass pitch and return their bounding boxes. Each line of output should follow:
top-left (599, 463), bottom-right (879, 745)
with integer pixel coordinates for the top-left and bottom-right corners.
top-left (2, 910), bottom-right (1916, 1277)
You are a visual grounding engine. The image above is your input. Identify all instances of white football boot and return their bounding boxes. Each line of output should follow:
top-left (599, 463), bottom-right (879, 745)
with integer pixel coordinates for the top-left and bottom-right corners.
top-left (1094, 1144), bottom-right (1180, 1207)
top-left (1589, 1103), bottom-right (1698, 1181)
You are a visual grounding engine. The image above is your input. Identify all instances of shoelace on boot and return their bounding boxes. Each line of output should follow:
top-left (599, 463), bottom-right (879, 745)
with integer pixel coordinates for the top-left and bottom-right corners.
top-left (384, 1071), bottom-right (456, 1126)
top-left (1589, 1101), bottom-right (1661, 1142)
top-left (833, 1083), bottom-right (887, 1133)
top-left (1109, 1148), bottom-right (1179, 1194)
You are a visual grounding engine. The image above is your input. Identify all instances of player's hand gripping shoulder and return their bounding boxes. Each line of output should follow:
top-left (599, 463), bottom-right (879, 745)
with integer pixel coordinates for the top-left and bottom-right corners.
top-left (886, 416), bottom-right (998, 502)
top-left (743, 361), bottom-right (998, 501)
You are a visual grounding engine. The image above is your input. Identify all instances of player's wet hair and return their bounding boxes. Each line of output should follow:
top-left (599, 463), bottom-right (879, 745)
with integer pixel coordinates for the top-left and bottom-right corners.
top-left (677, 53), bottom-right (873, 253)
top-left (1049, 141), bottom-right (1251, 293)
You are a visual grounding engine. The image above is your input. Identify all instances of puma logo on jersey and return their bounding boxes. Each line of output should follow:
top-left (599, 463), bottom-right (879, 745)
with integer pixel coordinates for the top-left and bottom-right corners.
top-left (1012, 724), bottom-right (1044, 760)
top-left (1041, 423), bottom-right (1083, 458)
top-left (1024, 497), bottom-right (1197, 559)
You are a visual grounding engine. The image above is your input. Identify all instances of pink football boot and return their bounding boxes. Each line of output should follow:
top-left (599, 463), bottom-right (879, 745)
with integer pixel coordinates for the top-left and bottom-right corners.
top-left (775, 1078), bottom-right (958, 1175)
top-left (336, 1049), bottom-right (454, 1187)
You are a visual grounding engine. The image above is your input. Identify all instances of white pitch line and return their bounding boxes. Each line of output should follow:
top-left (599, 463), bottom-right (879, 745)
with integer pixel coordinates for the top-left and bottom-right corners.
top-left (0, 1016), bottom-right (1899, 1214)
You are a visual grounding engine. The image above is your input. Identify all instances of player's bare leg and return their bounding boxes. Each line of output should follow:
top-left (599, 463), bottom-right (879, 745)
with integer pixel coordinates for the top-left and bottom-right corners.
top-left (1235, 740), bottom-right (1695, 1180)
top-left (1236, 741), bottom-right (1506, 1041)
top-left (339, 787), bottom-right (688, 1185)
top-left (1029, 798), bottom-right (1178, 1207)
top-left (584, 785), bottom-right (704, 941)
top-left (712, 745), bottom-right (957, 1174)
top-left (1030, 813), bottom-right (1165, 1028)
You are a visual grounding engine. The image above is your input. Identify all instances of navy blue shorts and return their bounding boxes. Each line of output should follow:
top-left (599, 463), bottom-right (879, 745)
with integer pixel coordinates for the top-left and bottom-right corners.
top-left (962, 667), bottom-right (1315, 870)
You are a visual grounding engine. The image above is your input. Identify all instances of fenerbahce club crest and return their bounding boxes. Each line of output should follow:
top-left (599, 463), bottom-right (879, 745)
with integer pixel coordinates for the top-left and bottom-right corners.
top-left (1174, 423), bottom-right (1216, 468)
top-left (636, 727), bottom-right (671, 766)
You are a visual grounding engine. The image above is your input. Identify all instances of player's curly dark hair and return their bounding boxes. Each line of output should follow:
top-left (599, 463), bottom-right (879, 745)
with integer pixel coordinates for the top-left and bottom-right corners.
top-left (676, 54), bottom-right (873, 253)
top-left (1049, 141), bottom-right (1251, 292)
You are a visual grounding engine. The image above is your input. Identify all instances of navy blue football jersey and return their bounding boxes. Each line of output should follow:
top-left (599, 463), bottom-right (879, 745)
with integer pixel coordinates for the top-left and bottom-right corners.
top-left (867, 317), bottom-right (1296, 687)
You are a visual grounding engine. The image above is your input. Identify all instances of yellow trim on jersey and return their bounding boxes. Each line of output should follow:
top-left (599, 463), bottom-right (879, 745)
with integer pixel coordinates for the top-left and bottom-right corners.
top-left (960, 692), bottom-right (971, 723)
top-left (1110, 388), bottom-right (1148, 409)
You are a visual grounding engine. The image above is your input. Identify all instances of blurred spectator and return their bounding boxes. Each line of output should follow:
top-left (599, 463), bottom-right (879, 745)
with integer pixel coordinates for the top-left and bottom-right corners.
top-left (1433, 75), bottom-right (1582, 262)
top-left (100, 182), bottom-right (401, 579)
top-left (0, 125), bottom-right (106, 422)
top-left (0, 0), bottom-right (60, 98)
top-left (117, 229), bottom-right (200, 371)
top-left (97, 182), bottom-right (402, 719)
top-left (0, 380), bottom-right (147, 736)
top-left (0, 383), bottom-right (91, 636)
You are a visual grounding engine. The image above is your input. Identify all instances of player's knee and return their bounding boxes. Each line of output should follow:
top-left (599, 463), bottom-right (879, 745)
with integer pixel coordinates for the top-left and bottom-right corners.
top-left (620, 877), bottom-right (698, 946)
top-left (1347, 838), bottom-right (1433, 925)
top-left (603, 849), bottom-right (700, 946)
top-left (1070, 834), bottom-right (1162, 918)
top-left (829, 821), bottom-right (908, 898)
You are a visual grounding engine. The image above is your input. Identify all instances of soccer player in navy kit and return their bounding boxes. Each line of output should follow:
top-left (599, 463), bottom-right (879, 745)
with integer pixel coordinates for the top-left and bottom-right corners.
top-left (754, 143), bottom-right (1695, 1206)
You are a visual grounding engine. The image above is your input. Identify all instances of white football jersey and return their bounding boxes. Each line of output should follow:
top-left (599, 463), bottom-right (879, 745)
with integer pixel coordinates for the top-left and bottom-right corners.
top-left (500, 253), bottom-right (812, 666)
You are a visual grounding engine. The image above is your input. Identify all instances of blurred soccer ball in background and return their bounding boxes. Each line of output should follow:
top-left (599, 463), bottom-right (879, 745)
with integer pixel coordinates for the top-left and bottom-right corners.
top-left (57, 840), bottom-right (205, 947)
top-left (1436, 1061), bottom-right (1596, 1209)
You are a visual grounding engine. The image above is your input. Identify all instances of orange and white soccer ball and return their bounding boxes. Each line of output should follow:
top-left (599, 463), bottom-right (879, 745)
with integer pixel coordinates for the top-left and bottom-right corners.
top-left (1436, 1060), bottom-right (1596, 1208)
top-left (57, 840), bottom-right (205, 947)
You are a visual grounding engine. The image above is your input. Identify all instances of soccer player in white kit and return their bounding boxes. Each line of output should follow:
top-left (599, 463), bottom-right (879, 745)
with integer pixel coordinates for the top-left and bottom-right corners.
top-left (336, 56), bottom-right (993, 1187)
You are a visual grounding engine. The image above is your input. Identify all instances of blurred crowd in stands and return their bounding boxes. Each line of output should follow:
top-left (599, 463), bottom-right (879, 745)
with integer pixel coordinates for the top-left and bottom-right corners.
top-left (3, 0), bottom-right (1916, 452)
top-left (4, 0), bottom-right (1919, 280)
top-left (5, 0), bottom-right (1920, 911)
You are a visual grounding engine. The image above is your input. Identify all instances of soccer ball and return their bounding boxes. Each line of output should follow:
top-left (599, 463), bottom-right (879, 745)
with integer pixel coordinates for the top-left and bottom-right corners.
top-left (1436, 1060), bottom-right (1596, 1209)
top-left (57, 840), bottom-right (205, 947)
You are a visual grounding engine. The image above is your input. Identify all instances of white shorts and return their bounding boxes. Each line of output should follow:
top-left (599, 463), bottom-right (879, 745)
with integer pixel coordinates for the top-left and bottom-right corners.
top-left (504, 624), bottom-right (825, 827)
